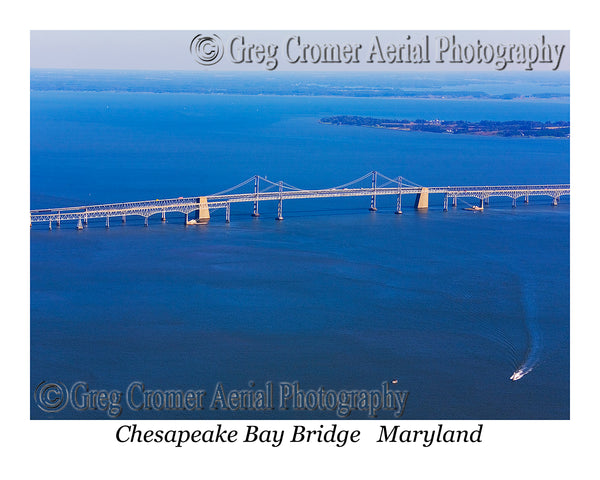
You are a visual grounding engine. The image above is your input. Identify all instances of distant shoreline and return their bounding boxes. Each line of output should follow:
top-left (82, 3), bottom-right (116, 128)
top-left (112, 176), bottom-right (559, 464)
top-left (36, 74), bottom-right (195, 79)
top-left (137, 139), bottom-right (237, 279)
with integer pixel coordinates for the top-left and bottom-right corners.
top-left (29, 87), bottom-right (569, 102)
top-left (30, 69), bottom-right (569, 101)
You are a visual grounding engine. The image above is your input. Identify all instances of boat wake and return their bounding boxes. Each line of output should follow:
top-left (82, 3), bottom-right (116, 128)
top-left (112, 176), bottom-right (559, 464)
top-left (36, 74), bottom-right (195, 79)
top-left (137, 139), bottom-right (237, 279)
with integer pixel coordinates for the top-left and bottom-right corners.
top-left (510, 275), bottom-right (542, 381)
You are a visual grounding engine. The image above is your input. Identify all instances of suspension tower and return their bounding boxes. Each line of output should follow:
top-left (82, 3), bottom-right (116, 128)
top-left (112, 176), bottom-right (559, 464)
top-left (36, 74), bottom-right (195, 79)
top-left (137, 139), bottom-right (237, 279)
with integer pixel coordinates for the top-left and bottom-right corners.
top-left (369, 171), bottom-right (377, 211)
top-left (395, 176), bottom-right (402, 214)
top-left (252, 175), bottom-right (260, 217)
top-left (276, 181), bottom-right (284, 221)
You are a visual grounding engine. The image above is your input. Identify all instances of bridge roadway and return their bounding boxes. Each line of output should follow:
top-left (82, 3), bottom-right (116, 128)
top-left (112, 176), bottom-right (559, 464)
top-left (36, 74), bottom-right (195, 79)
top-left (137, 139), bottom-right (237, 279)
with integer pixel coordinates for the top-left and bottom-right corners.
top-left (30, 178), bottom-right (570, 228)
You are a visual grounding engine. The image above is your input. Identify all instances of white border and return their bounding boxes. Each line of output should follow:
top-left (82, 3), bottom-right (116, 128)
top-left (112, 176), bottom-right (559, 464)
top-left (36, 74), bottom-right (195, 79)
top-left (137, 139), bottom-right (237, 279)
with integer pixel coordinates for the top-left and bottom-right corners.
top-left (4, 1), bottom-right (597, 477)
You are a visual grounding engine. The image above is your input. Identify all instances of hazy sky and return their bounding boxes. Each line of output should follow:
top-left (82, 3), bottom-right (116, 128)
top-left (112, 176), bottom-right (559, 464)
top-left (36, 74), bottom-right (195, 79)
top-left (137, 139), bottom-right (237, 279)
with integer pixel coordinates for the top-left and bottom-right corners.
top-left (30, 30), bottom-right (569, 72)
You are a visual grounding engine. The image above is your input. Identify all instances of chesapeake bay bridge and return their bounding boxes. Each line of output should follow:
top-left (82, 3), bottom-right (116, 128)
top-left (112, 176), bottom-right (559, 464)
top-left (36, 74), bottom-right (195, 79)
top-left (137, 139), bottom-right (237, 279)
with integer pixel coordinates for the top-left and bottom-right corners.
top-left (30, 171), bottom-right (570, 230)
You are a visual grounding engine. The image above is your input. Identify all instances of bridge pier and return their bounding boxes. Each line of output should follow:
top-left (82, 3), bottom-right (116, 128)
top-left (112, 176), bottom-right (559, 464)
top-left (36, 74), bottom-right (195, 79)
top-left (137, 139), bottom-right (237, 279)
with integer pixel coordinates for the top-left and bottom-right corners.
top-left (184, 212), bottom-right (188, 224)
top-left (395, 198), bottom-right (402, 214)
top-left (443, 193), bottom-right (449, 212)
top-left (414, 187), bottom-right (429, 209)
top-left (479, 198), bottom-right (485, 209)
top-left (48, 220), bottom-right (52, 230)
top-left (106, 216), bottom-right (110, 229)
top-left (225, 202), bottom-right (231, 223)
top-left (194, 197), bottom-right (210, 224)
top-left (524, 193), bottom-right (529, 204)
top-left (144, 216), bottom-right (149, 227)
top-left (77, 218), bottom-right (83, 230)
top-left (452, 196), bottom-right (457, 208)
top-left (552, 196), bottom-right (559, 206)
top-left (512, 197), bottom-right (517, 208)
top-left (122, 215), bottom-right (126, 223)
top-left (162, 211), bottom-right (166, 222)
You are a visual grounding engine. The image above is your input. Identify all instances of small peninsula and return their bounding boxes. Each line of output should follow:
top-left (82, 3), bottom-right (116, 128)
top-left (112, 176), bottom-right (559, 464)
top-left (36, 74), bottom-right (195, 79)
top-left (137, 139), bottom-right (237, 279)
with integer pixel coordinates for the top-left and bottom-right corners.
top-left (320, 115), bottom-right (570, 138)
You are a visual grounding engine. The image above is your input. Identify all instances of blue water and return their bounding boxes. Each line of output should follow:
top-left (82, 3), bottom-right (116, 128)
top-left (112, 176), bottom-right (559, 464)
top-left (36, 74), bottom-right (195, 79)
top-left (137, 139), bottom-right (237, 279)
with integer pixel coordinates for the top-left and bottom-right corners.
top-left (30, 72), bottom-right (569, 419)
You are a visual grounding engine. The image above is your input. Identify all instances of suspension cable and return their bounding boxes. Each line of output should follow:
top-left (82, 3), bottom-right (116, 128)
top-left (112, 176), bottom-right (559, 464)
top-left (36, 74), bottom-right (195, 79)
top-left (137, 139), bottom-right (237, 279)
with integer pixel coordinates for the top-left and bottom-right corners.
top-left (333, 172), bottom-right (374, 189)
top-left (211, 171), bottom-right (423, 196)
top-left (210, 176), bottom-right (256, 196)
